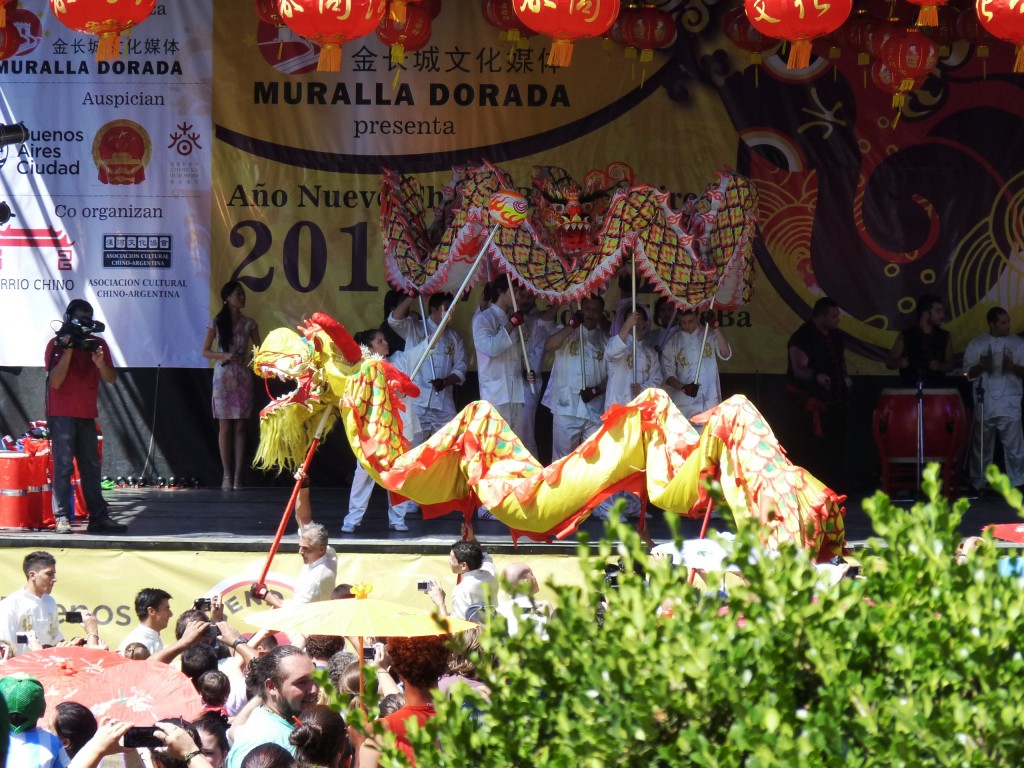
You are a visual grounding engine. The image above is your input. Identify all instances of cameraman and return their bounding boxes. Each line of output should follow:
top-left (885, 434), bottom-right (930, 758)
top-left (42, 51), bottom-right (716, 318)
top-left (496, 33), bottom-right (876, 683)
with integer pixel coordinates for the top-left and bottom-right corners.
top-left (44, 298), bottom-right (126, 534)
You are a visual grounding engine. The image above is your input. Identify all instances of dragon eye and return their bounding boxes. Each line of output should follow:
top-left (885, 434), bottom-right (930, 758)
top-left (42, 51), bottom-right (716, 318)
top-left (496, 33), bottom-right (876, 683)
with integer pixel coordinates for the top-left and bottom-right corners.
top-left (553, 204), bottom-right (565, 213)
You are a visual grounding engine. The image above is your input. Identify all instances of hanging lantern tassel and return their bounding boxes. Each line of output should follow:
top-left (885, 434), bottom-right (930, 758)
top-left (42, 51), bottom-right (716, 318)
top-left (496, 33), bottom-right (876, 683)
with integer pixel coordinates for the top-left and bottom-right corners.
top-left (317, 43), bottom-right (342, 72)
top-left (97, 31), bottom-right (122, 61)
top-left (391, 43), bottom-right (406, 88)
top-left (390, 0), bottom-right (407, 24)
top-left (752, 52), bottom-right (762, 88)
top-left (914, 4), bottom-right (938, 27)
top-left (546, 38), bottom-right (573, 67)
top-left (979, 44), bottom-right (988, 78)
top-left (0, 6), bottom-right (6, 27)
top-left (1015, 44), bottom-right (1024, 73)
top-left (786, 39), bottom-right (812, 69)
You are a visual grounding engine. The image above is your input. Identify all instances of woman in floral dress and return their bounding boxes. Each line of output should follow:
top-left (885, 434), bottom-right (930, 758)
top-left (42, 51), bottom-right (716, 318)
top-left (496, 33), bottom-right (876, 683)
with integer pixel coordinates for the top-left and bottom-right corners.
top-left (201, 281), bottom-right (260, 490)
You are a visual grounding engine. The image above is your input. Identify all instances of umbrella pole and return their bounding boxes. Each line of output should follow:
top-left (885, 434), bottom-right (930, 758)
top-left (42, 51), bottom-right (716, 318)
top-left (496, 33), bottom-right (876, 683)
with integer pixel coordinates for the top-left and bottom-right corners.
top-left (250, 406), bottom-right (333, 599)
top-left (688, 498), bottom-right (715, 586)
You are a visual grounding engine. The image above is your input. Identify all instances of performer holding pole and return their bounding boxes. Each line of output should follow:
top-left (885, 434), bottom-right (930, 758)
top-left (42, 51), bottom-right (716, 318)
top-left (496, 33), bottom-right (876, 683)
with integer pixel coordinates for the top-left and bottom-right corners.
top-left (411, 190), bottom-right (527, 380)
top-left (541, 296), bottom-right (609, 460)
top-left (662, 304), bottom-right (732, 429)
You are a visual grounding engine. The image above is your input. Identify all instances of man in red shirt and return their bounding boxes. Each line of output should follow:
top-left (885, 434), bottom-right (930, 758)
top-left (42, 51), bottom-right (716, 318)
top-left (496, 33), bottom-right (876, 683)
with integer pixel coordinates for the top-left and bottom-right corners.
top-left (44, 299), bottom-right (126, 534)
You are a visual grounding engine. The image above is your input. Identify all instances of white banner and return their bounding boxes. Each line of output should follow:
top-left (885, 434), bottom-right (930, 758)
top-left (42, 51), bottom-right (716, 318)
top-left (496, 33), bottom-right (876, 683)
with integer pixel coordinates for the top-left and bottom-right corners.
top-left (0, 1), bottom-right (212, 367)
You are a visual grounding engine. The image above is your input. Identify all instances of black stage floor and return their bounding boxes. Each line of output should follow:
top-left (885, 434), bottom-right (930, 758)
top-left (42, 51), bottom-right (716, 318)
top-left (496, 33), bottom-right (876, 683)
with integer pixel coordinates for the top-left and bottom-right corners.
top-left (0, 480), bottom-right (1021, 554)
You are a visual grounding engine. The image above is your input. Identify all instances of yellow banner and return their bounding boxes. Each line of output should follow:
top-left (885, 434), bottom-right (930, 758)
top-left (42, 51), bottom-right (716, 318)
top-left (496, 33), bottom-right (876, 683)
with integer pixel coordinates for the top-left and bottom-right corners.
top-left (0, 547), bottom-right (579, 649)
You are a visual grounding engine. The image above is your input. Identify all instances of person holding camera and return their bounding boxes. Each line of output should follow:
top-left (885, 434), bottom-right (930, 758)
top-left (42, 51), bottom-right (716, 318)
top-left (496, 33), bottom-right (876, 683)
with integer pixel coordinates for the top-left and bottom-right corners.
top-left (44, 298), bottom-right (125, 534)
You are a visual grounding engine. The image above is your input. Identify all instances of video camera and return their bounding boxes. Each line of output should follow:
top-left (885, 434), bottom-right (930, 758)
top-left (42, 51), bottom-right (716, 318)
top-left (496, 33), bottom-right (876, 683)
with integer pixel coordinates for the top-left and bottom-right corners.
top-left (55, 317), bottom-right (105, 352)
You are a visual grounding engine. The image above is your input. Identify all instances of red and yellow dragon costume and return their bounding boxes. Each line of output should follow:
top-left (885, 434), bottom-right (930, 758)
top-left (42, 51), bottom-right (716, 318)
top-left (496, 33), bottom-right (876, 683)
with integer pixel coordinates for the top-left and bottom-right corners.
top-left (253, 314), bottom-right (846, 560)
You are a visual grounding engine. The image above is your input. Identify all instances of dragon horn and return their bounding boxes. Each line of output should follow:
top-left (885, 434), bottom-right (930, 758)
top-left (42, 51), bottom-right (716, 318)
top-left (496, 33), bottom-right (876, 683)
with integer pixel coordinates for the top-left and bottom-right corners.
top-left (309, 312), bottom-right (362, 363)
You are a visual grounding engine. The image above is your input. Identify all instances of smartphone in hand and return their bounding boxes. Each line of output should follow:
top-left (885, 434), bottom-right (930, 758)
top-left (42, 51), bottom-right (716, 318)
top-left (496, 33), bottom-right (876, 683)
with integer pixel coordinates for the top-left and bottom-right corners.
top-left (64, 610), bottom-right (84, 623)
top-left (122, 726), bottom-right (162, 749)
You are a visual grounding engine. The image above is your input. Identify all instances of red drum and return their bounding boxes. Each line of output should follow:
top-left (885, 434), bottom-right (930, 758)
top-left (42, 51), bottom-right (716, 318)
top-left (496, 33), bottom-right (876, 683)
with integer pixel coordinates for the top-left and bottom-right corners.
top-left (872, 388), bottom-right (968, 492)
top-left (0, 452), bottom-right (31, 528)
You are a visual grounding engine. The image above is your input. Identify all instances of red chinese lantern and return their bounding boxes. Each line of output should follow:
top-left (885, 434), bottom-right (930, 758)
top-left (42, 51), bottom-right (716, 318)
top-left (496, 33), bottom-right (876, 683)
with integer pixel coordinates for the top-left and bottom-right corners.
top-left (388, 0), bottom-right (422, 25)
top-left (839, 12), bottom-right (879, 67)
top-left (723, 5), bottom-right (778, 77)
top-left (956, 4), bottom-right (992, 74)
top-left (277, 0), bottom-right (388, 72)
top-left (377, 3), bottom-right (432, 64)
top-left (255, 0), bottom-right (285, 26)
top-left (0, 0), bottom-right (14, 28)
top-left (619, 6), bottom-right (676, 62)
top-left (976, 0), bottom-right (1024, 72)
top-left (906, 0), bottom-right (948, 28)
top-left (867, 20), bottom-right (902, 58)
top-left (926, 6), bottom-right (957, 57)
top-left (514, 0), bottom-right (622, 67)
top-left (49, 0), bottom-right (158, 61)
top-left (483, 0), bottom-right (536, 44)
top-left (0, 20), bottom-right (19, 61)
top-left (882, 28), bottom-right (938, 95)
top-left (743, 0), bottom-right (853, 69)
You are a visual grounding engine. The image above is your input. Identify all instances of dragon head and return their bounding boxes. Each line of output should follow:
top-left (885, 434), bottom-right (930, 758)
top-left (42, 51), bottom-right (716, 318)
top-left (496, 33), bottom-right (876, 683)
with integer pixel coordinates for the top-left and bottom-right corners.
top-left (251, 313), bottom-right (363, 471)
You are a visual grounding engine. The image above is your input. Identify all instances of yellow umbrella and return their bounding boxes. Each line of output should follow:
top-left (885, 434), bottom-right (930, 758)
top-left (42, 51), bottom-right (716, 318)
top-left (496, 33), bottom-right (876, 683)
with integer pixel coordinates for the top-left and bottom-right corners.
top-left (243, 586), bottom-right (477, 638)
top-left (243, 585), bottom-right (477, 704)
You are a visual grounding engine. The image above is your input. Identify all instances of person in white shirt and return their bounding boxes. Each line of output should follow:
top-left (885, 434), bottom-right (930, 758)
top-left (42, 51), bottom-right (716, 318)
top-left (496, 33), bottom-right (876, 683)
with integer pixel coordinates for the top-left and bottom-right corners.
top-left (495, 562), bottom-right (551, 637)
top-left (594, 306), bottom-right (664, 521)
top-left (661, 308), bottom-right (732, 424)
top-left (471, 274), bottom-right (536, 437)
top-left (518, 294), bottom-right (557, 460)
top-left (605, 306), bottom-right (663, 407)
top-left (388, 292), bottom-right (468, 444)
top-left (0, 551), bottom-right (63, 655)
top-left (644, 295), bottom-right (681, 354)
top-left (541, 296), bottom-right (609, 460)
top-left (265, 523), bottom-right (337, 606)
top-left (117, 587), bottom-right (173, 655)
top-left (963, 306), bottom-right (1024, 489)
top-left (426, 522), bottom-right (496, 622)
top-left (343, 328), bottom-right (418, 533)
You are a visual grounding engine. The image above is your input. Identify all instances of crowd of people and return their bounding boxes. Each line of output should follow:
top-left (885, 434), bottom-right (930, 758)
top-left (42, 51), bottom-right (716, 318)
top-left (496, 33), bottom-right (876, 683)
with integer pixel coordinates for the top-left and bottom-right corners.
top-left (0, 524), bottom-right (550, 767)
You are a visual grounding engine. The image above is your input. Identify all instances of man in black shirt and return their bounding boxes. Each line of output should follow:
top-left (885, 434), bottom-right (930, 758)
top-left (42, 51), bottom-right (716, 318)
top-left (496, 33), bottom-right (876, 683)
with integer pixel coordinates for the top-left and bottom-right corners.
top-left (786, 297), bottom-right (851, 490)
top-left (885, 294), bottom-right (953, 387)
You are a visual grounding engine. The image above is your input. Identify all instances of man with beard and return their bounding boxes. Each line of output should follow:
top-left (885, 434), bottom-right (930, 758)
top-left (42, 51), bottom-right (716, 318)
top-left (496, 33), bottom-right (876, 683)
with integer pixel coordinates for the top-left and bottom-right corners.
top-left (226, 646), bottom-right (318, 768)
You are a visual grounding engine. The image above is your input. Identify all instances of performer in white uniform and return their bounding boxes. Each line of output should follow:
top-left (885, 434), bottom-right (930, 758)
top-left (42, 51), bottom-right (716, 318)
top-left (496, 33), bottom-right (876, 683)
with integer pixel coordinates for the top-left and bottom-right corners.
top-left (388, 292), bottom-right (468, 444)
top-left (963, 306), bottom-right (1024, 489)
top-left (661, 309), bottom-right (732, 423)
top-left (594, 306), bottom-right (664, 520)
top-left (541, 296), bottom-right (609, 460)
top-left (518, 295), bottom-right (557, 459)
top-left (471, 274), bottom-right (536, 435)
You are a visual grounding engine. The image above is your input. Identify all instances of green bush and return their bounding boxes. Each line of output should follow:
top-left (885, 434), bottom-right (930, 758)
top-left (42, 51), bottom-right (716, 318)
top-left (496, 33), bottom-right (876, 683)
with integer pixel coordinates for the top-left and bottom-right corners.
top-left (367, 465), bottom-right (1024, 767)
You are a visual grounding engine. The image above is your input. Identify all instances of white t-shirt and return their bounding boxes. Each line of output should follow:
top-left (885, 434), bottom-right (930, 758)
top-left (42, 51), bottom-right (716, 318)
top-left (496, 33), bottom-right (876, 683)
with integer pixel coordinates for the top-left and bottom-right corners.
top-left (451, 555), bottom-right (497, 622)
top-left (540, 325), bottom-right (609, 417)
top-left (963, 332), bottom-right (1024, 416)
top-left (116, 624), bottom-right (164, 655)
top-left (661, 327), bottom-right (731, 418)
top-left (604, 334), bottom-right (663, 407)
top-left (0, 587), bottom-right (63, 654)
